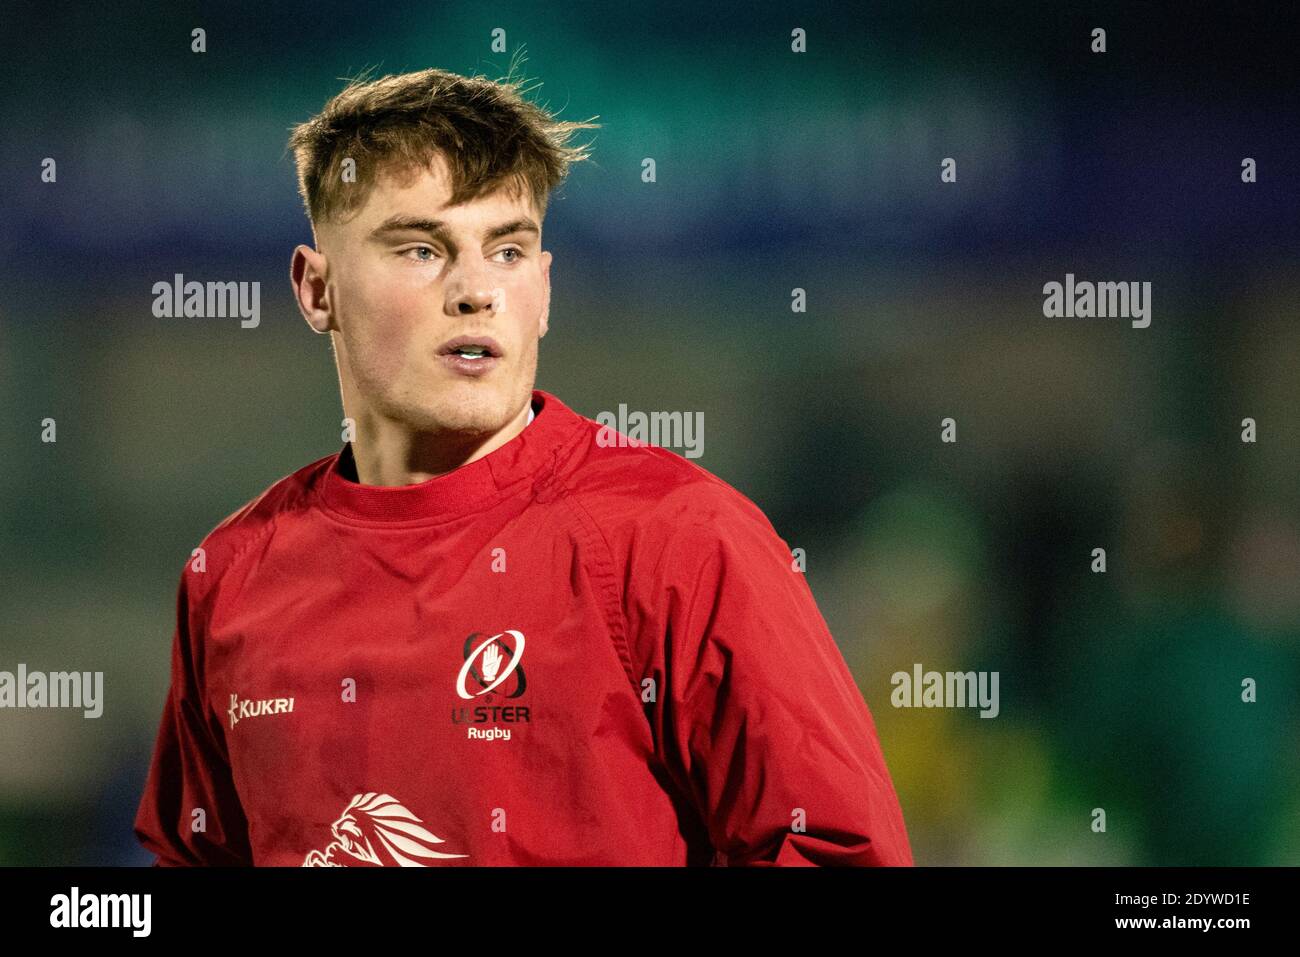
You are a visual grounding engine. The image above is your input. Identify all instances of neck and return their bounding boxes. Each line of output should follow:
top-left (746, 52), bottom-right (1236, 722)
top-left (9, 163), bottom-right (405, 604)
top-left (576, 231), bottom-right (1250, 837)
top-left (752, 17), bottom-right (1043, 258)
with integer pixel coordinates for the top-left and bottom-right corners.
top-left (345, 402), bottom-right (532, 487)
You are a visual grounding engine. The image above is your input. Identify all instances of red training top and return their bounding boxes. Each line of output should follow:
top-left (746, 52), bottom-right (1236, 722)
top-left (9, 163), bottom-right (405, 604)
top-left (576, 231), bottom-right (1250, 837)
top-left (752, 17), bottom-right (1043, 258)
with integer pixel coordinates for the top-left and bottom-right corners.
top-left (133, 389), bottom-right (913, 866)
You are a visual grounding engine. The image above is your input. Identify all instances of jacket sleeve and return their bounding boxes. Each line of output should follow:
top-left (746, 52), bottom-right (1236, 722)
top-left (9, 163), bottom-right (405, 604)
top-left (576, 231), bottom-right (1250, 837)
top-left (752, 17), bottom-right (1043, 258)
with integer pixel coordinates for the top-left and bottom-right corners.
top-left (626, 483), bottom-right (914, 866)
top-left (133, 565), bottom-right (253, 866)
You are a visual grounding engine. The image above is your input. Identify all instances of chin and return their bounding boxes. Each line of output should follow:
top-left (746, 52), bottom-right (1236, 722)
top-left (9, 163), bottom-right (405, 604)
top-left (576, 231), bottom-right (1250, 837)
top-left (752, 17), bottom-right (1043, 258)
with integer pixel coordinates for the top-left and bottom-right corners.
top-left (424, 389), bottom-right (512, 435)
top-left (382, 373), bottom-right (527, 435)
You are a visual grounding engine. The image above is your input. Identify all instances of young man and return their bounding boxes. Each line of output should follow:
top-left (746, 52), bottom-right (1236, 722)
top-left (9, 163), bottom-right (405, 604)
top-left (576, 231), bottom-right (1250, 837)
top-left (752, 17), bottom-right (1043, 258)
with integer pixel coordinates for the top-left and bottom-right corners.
top-left (133, 66), bottom-right (914, 867)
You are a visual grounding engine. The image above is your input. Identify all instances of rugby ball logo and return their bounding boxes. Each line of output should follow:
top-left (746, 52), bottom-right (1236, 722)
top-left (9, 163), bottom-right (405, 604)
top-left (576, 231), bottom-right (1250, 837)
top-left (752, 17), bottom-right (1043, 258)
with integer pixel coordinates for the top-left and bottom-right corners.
top-left (456, 630), bottom-right (526, 699)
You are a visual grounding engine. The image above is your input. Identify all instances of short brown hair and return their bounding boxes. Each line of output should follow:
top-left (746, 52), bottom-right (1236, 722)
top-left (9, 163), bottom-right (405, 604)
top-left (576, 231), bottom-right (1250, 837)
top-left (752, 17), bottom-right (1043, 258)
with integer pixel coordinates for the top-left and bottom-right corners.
top-left (288, 62), bottom-right (599, 226)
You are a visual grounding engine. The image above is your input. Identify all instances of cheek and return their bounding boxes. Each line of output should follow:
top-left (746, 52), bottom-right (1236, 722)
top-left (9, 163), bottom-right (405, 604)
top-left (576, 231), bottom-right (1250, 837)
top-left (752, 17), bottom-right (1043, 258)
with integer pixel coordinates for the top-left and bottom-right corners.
top-left (501, 275), bottom-right (543, 324)
top-left (346, 276), bottom-right (428, 385)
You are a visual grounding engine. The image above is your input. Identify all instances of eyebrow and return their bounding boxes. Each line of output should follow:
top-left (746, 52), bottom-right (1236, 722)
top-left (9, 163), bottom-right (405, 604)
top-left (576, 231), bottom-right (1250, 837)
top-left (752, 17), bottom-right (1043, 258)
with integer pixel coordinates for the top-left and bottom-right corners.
top-left (368, 215), bottom-right (540, 244)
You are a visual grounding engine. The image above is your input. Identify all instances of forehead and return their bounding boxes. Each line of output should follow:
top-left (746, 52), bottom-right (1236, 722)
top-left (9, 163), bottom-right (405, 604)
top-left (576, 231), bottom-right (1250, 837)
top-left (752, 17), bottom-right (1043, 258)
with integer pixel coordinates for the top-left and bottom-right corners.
top-left (347, 152), bottom-right (538, 232)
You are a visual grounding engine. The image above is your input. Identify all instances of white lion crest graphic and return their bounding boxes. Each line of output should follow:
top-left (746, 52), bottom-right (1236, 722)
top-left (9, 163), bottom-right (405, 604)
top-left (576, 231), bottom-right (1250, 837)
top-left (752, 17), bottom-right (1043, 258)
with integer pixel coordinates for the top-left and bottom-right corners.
top-left (302, 792), bottom-right (468, 866)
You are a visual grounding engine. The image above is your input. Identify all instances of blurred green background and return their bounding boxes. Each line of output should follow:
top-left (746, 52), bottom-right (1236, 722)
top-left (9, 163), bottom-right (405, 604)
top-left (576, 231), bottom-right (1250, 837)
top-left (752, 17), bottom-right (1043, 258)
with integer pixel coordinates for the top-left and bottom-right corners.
top-left (1, 0), bottom-right (1297, 865)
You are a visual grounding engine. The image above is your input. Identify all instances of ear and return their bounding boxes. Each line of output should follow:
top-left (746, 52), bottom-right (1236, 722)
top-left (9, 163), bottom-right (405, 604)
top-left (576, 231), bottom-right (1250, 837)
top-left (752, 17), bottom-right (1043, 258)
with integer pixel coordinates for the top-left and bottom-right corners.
top-left (291, 244), bottom-right (333, 333)
top-left (538, 249), bottom-right (552, 338)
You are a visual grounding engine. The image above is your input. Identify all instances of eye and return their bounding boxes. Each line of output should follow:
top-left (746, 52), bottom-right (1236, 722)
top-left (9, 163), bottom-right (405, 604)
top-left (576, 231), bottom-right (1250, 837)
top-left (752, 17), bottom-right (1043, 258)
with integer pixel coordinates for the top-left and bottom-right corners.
top-left (496, 247), bottom-right (523, 264)
top-left (401, 245), bottom-right (439, 262)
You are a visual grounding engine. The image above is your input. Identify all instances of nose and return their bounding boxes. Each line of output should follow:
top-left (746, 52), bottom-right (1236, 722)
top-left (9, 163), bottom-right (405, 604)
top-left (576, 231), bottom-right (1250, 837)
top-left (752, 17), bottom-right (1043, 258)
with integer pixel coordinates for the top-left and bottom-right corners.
top-left (447, 258), bottom-right (498, 316)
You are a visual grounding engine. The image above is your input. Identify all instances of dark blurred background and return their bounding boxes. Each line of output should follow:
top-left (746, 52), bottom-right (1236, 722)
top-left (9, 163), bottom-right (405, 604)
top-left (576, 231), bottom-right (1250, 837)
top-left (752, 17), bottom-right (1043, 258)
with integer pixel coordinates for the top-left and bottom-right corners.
top-left (1, 0), bottom-right (1297, 865)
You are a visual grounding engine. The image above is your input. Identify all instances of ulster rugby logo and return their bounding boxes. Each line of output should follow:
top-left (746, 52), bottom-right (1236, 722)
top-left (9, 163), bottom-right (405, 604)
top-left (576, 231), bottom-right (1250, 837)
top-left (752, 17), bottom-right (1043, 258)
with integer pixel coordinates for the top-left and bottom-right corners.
top-left (456, 630), bottom-right (526, 699)
top-left (451, 630), bottom-right (531, 741)
top-left (302, 792), bottom-right (468, 867)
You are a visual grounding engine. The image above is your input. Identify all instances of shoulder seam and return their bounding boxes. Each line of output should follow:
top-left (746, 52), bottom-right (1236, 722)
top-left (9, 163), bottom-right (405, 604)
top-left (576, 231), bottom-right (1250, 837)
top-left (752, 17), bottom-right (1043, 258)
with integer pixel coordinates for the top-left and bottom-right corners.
top-left (555, 491), bottom-right (641, 698)
top-left (183, 516), bottom-right (279, 769)
top-left (189, 511), bottom-right (281, 607)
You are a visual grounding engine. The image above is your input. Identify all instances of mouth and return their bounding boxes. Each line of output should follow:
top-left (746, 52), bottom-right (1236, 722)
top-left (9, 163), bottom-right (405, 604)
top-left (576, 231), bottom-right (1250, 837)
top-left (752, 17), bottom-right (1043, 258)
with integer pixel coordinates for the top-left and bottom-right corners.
top-left (437, 335), bottom-right (503, 360)
top-left (436, 334), bottom-right (503, 378)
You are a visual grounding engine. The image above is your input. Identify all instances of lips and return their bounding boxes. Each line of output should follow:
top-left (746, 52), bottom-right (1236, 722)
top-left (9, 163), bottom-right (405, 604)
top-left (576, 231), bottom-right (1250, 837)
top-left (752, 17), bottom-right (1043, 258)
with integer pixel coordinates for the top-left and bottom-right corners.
top-left (436, 335), bottom-right (503, 358)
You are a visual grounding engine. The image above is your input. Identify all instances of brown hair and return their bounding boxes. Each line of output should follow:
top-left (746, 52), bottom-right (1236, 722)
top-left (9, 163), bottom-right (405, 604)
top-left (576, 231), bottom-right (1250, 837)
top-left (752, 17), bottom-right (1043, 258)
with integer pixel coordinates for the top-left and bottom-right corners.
top-left (288, 61), bottom-right (599, 227)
